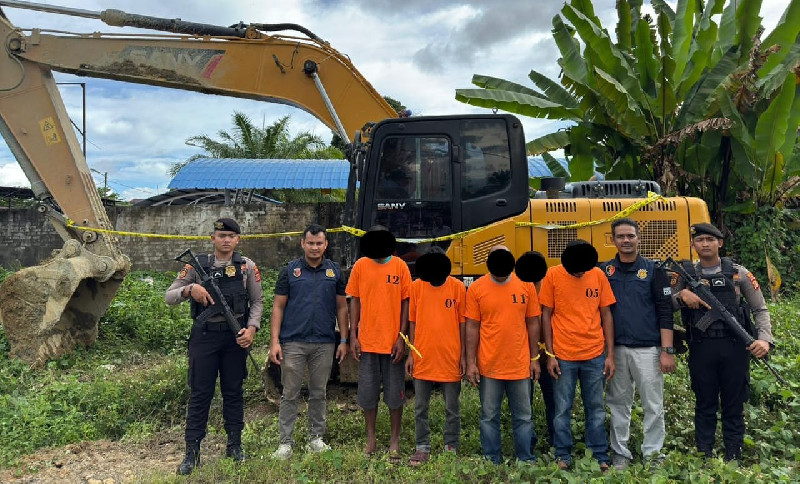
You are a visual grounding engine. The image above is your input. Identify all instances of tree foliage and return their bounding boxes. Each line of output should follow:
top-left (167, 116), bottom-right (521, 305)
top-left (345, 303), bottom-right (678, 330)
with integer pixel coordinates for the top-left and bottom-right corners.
top-left (456, 0), bottom-right (800, 223)
top-left (168, 112), bottom-right (344, 177)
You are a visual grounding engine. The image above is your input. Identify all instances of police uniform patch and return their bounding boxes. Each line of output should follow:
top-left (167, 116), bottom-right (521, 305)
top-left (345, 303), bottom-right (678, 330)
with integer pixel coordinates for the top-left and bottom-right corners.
top-left (746, 271), bottom-right (760, 290)
top-left (700, 279), bottom-right (710, 287)
top-left (253, 265), bottom-right (262, 282)
top-left (179, 265), bottom-right (190, 279)
top-left (605, 265), bottom-right (615, 276)
top-left (669, 271), bottom-right (678, 286)
top-left (637, 268), bottom-right (648, 280)
top-left (663, 287), bottom-right (672, 296)
top-left (225, 265), bottom-right (236, 277)
top-left (293, 267), bottom-right (301, 277)
top-left (326, 268), bottom-right (335, 278)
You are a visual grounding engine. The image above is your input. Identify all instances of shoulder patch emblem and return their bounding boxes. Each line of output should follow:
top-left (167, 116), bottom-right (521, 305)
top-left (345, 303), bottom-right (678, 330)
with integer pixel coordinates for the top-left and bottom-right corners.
top-left (605, 265), bottom-right (615, 276)
top-left (293, 267), bottom-right (302, 278)
top-left (636, 268), bottom-right (648, 280)
top-left (669, 271), bottom-right (678, 286)
top-left (253, 265), bottom-right (261, 282)
top-left (746, 271), bottom-right (760, 290)
top-left (179, 264), bottom-right (191, 279)
top-left (225, 265), bottom-right (237, 277)
top-left (326, 268), bottom-right (335, 278)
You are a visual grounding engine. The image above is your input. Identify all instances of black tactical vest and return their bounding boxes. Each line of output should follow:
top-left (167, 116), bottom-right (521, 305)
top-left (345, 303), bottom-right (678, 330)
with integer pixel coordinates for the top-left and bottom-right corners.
top-left (190, 252), bottom-right (249, 323)
top-left (682, 258), bottom-right (744, 338)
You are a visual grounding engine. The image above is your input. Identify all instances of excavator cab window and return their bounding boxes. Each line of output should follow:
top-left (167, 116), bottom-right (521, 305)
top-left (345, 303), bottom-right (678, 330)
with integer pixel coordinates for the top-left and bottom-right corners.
top-left (372, 136), bottom-right (454, 268)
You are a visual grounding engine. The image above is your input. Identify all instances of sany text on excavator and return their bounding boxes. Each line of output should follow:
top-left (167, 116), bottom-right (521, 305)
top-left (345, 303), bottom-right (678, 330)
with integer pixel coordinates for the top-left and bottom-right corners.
top-left (0, 1), bottom-right (709, 366)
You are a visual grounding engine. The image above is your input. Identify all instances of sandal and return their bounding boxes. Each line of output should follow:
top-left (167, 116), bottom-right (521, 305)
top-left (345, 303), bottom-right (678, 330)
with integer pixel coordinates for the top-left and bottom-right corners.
top-left (388, 449), bottom-right (402, 464)
top-left (409, 450), bottom-right (430, 467)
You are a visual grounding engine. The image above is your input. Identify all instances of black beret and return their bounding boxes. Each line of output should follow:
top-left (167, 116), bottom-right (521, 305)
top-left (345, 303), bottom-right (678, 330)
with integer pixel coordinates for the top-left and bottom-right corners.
top-left (515, 251), bottom-right (548, 283)
top-left (561, 240), bottom-right (598, 274)
top-left (360, 228), bottom-right (396, 259)
top-left (416, 251), bottom-right (451, 285)
top-left (690, 223), bottom-right (723, 239)
top-left (213, 217), bottom-right (240, 234)
top-left (486, 249), bottom-right (516, 278)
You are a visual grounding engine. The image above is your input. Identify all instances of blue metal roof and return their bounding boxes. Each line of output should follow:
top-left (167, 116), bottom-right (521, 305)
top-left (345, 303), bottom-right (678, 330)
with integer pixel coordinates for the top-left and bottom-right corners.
top-left (168, 156), bottom-right (571, 191)
top-left (168, 158), bottom-right (351, 190)
top-left (527, 156), bottom-right (568, 178)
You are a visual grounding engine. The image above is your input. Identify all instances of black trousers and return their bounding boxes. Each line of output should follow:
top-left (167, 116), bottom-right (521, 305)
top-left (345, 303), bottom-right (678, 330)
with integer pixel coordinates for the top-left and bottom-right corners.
top-left (688, 337), bottom-right (749, 457)
top-left (185, 324), bottom-right (248, 443)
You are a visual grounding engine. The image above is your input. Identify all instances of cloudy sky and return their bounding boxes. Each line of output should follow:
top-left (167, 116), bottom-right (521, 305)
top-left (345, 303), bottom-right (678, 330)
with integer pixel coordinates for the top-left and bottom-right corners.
top-left (0, 0), bottom-right (792, 200)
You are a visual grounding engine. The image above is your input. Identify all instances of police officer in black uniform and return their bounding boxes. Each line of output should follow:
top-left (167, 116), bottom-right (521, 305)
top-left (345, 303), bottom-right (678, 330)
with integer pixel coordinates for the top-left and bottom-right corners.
top-left (673, 223), bottom-right (774, 461)
top-left (165, 218), bottom-right (264, 475)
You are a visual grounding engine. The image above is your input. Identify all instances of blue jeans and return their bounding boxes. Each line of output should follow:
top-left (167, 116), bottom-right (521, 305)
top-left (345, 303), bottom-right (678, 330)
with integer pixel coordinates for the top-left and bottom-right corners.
top-left (479, 376), bottom-right (535, 463)
top-left (553, 355), bottom-right (609, 465)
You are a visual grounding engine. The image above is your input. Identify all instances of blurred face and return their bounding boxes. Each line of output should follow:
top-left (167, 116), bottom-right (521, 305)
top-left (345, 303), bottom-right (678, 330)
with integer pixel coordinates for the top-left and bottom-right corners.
top-left (692, 235), bottom-right (723, 259)
top-left (301, 231), bottom-right (328, 262)
top-left (211, 230), bottom-right (239, 255)
top-left (612, 224), bottom-right (639, 256)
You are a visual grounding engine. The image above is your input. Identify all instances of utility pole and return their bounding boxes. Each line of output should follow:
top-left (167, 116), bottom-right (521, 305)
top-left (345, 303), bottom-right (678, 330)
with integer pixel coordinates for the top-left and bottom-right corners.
top-left (90, 168), bottom-right (108, 195)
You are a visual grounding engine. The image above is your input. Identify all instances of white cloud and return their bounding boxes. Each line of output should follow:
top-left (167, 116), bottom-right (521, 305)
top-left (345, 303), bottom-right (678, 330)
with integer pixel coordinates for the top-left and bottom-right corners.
top-left (0, 163), bottom-right (29, 188)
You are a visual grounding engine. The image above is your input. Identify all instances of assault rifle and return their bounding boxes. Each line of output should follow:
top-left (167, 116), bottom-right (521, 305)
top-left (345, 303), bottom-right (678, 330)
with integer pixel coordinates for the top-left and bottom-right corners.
top-left (175, 248), bottom-right (261, 374)
top-left (660, 257), bottom-right (786, 386)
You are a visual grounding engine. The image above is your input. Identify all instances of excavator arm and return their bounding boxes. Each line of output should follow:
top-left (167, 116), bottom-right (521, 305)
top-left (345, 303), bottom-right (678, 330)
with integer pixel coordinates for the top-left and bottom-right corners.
top-left (0, 1), bottom-right (396, 365)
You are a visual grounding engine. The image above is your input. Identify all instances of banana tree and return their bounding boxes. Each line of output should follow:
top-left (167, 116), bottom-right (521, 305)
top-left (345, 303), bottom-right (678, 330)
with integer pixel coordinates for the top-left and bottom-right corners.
top-left (455, 0), bottom-right (800, 219)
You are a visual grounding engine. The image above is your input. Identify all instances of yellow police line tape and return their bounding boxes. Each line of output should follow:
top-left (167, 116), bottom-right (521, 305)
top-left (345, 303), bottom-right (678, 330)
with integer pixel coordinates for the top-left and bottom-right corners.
top-left (64, 191), bottom-right (662, 243)
top-left (399, 332), bottom-right (423, 359)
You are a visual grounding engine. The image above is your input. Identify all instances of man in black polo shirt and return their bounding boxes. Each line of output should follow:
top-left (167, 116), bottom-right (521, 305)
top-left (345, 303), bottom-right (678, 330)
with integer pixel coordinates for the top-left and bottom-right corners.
top-left (269, 224), bottom-right (349, 459)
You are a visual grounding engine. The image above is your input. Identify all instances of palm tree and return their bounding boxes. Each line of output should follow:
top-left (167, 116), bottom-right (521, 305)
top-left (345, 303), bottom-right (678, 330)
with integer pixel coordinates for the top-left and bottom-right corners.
top-left (168, 112), bottom-right (343, 177)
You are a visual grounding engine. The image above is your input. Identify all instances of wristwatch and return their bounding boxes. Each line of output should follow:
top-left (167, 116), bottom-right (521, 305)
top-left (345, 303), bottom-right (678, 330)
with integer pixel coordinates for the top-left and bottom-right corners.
top-left (661, 346), bottom-right (676, 355)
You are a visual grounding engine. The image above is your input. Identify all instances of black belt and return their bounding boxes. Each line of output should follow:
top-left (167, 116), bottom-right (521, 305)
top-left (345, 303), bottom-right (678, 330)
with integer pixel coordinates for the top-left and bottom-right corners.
top-left (693, 327), bottom-right (731, 339)
top-left (195, 321), bottom-right (230, 332)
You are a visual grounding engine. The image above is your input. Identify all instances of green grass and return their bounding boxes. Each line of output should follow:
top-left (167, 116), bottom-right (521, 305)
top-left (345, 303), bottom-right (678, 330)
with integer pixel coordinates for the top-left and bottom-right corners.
top-left (0, 269), bottom-right (798, 482)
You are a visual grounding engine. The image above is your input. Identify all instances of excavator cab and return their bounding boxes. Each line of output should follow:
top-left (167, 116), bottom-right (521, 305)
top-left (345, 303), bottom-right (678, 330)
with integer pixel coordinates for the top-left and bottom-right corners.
top-left (356, 114), bottom-right (529, 275)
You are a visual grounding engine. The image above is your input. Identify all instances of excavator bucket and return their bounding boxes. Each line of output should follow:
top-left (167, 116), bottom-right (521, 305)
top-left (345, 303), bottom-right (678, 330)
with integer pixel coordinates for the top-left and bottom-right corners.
top-left (0, 240), bottom-right (129, 367)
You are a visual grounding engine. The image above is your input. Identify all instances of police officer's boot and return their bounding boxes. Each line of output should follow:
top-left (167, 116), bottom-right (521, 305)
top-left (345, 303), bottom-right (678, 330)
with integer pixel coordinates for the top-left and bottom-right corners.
top-left (226, 432), bottom-right (246, 462)
top-left (177, 440), bottom-right (201, 475)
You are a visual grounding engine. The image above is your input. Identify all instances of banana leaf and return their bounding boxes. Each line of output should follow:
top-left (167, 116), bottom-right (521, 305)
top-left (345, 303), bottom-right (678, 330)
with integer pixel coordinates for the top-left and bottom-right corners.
top-left (526, 130), bottom-right (570, 155)
top-left (471, 74), bottom-right (545, 98)
top-left (672, 0), bottom-right (697, 86)
top-left (757, 36), bottom-right (800, 99)
top-left (677, 0), bottom-right (723, 99)
top-left (760, 0), bottom-right (800, 76)
top-left (527, 70), bottom-right (580, 109)
top-left (754, 72), bottom-right (795, 191)
top-left (562, 3), bottom-right (646, 106)
top-left (542, 152), bottom-right (570, 179)
top-left (616, 0), bottom-right (632, 51)
top-left (675, 46), bottom-right (740, 129)
top-left (454, 89), bottom-right (582, 121)
top-left (552, 15), bottom-right (589, 84)
top-left (712, 0), bottom-right (738, 64)
top-left (735, 0), bottom-right (763, 64)
top-left (593, 67), bottom-right (650, 140)
top-left (651, 0), bottom-right (676, 23)
top-left (634, 19), bottom-right (659, 97)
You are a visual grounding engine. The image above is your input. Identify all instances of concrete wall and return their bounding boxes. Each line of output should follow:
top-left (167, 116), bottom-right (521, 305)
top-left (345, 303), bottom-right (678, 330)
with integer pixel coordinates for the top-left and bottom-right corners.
top-left (0, 203), bottom-right (345, 272)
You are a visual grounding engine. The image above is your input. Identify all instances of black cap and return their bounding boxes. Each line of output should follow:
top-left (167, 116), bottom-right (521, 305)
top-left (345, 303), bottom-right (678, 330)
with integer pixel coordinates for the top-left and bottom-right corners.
top-left (690, 223), bottom-right (723, 239)
top-left (487, 248), bottom-right (516, 278)
top-left (213, 217), bottom-right (240, 234)
top-left (561, 240), bottom-right (598, 274)
top-left (360, 227), bottom-right (396, 259)
top-left (515, 251), bottom-right (548, 283)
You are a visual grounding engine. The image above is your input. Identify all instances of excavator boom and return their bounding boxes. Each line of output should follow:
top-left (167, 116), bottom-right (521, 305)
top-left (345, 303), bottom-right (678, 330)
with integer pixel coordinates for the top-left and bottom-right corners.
top-left (0, 1), bottom-right (396, 365)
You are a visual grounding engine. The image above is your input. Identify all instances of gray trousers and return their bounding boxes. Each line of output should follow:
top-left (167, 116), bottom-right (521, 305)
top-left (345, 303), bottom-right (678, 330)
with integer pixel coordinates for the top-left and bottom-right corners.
top-left (278, 342), bottom-right (335, 445)
top-left (414, 379), bottom-right (461, 452)
top-left (606, 345), bottom-right (665, 459)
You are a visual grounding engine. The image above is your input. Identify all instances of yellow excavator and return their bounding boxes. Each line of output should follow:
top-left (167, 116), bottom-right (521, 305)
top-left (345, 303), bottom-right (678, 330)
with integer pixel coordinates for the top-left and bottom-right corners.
top-left (0, 1), bottom-right (709, 367)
